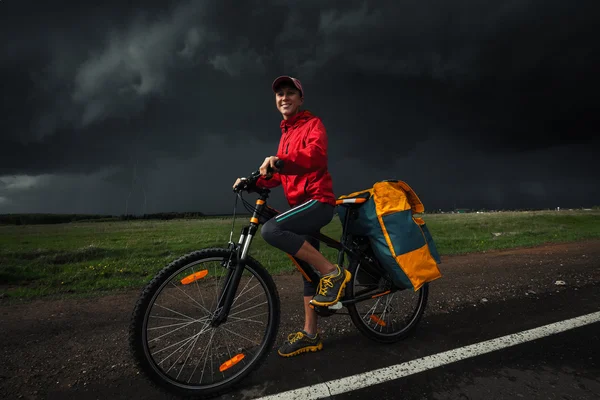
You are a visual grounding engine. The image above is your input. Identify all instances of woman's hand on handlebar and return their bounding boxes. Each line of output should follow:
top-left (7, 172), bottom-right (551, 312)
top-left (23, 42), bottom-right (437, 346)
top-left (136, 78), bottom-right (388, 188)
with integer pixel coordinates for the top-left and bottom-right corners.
top-left (233, 159), bottom-right (284, 192)
top-left (232, 177), bottom-right (243, 190)
top-left (232, 177), bottom-right (254, 193)
top-left (259, 156), bottom-right (281, 177)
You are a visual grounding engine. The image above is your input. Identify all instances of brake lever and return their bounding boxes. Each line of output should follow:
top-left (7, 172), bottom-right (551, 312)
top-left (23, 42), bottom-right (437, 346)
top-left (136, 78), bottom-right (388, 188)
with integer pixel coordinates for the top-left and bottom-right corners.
top-left (233, 172), bottom-right (259, 193)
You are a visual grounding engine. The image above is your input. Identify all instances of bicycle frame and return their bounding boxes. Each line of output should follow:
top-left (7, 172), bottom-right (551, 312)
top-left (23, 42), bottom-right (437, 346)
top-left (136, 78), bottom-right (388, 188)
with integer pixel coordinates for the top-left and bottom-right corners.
top-left (211, 186), bottom-right (392, 326)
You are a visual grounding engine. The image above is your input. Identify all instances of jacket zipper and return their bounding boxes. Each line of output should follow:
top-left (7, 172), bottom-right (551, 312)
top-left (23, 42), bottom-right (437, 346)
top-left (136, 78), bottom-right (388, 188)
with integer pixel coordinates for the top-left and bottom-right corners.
top-left (282, 126), bottom-right (289, 200)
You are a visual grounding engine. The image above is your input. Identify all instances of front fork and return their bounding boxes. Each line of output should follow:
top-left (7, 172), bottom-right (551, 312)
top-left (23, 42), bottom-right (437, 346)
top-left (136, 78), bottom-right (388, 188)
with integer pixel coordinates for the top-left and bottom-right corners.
top-left (211, 198), bottom-right (266, 326)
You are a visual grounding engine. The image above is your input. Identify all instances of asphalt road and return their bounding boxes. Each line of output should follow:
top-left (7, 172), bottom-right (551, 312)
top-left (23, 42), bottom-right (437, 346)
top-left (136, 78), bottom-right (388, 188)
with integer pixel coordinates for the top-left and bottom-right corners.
top-left (229, 283), bottom-right (600, 400)
top-left (2, 240), bottom-right (599, 400)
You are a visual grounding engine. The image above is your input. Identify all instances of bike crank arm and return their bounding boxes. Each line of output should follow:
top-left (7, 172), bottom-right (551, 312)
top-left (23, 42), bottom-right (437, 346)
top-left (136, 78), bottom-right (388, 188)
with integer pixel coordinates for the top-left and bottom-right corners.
top-left (340, 288), bottom-right (398, 306)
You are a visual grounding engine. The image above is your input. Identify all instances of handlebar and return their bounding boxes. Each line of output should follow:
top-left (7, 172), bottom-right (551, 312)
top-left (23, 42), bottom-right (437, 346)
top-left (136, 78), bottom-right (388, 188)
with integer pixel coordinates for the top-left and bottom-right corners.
top-left (233, 159), bottom-right (285, 193)
top-left (272, 159), bottom-right (284, 173)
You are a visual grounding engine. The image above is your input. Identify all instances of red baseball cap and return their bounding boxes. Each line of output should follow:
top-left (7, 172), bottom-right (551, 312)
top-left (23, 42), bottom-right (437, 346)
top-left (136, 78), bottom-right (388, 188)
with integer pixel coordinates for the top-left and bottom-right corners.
top-left (272, 76), bottom-right (304, 97)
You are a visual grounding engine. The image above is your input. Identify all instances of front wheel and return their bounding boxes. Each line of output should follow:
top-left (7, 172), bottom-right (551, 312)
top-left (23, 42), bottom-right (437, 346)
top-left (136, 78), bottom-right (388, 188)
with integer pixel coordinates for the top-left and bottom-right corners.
top-left (346, 256), bottom-right (428, 343)
top-left (129, 248), bottom-right (280, 399)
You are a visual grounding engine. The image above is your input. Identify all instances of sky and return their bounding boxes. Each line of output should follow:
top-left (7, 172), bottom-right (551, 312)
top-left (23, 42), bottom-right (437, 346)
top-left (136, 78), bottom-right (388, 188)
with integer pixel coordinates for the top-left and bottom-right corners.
top-left (1, 0), bottom-right (599, 215)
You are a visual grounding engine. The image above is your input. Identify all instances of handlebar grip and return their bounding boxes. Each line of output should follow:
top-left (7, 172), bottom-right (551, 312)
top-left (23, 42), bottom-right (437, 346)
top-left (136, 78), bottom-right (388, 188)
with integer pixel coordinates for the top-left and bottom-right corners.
top-left (265, 159), bottom-right (284, 178)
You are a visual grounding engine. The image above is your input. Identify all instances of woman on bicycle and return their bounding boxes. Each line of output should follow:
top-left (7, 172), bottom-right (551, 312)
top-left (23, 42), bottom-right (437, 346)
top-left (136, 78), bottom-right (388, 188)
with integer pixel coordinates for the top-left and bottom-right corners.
top-left (233, 75), bottom-right (351, 357)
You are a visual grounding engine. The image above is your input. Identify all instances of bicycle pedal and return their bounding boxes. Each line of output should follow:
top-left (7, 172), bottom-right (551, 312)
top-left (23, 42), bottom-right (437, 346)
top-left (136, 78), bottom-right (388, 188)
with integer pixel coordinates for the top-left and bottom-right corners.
top-left (310, 302), bottom-right (340, 317)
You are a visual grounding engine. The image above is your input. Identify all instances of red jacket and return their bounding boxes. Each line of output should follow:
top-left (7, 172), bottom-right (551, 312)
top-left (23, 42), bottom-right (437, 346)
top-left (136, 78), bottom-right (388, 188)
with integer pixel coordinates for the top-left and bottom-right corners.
top-left (256, 110), bottom-right (336, 207)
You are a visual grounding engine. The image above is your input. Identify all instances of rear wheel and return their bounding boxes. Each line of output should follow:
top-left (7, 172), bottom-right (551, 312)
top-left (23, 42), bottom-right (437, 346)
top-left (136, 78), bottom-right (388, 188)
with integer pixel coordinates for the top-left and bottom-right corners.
top-left (346, 255), bottom-right (428, 343)
top-left (129, 248), bottom-right (280, 398)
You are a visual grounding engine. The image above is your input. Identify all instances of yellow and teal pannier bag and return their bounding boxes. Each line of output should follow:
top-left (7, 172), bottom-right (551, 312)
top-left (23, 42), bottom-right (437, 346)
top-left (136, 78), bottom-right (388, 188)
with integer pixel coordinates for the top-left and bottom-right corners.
top-left (337, 180), bottom-right (442, 291)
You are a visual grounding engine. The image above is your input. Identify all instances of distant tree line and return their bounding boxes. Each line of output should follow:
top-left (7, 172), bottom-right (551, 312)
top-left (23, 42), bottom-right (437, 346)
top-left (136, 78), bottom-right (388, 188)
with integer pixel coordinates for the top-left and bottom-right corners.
top-left (2, 206), bottom-right (597, 226)
top-left (0, 214), bottom-right (115, 225)
top-left (0, 212), bottom-right (212, 225)
top-left (120, 212), bottom-right (207, 221)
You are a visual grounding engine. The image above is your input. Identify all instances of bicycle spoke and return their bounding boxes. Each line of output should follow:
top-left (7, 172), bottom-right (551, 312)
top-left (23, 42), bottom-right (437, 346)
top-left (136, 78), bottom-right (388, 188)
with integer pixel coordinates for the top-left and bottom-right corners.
top-left (209, 330), bottom-right (215, 383)
top-left (379, 295), bottom-right (393, 332)
top-left (148, 317), bottom-right (203, 343)
top-left (228, 301), bottom-right (267, 318)
top-left (159, 331), bottom-right (202, 367)
top-left (386, 293), bottom-right (397, 332)
top-left (220, 326), bottom-right (261, 346)
top-left (149, 315), bottom-right (195, 322)
top-left (175, 328), bottom-right (203, 380)
top-left (147, 317), bottom-right (210, 331)
top-left (229, 290), bottom-right (264, 313)
top-left (166, 330), bottom-right (199, 375)
top-left (362, 298), bottom-right (382, 328)
top-left (148, 324), bottom-right (212, 354)
top-left (215, 330), bottom-right (227, 381)
top-left (186, 325), bottom-right (217, 384)
top-left (227, 312), bottom-right (268, 325)
top-left (220, 325), bottom-right (233, 370)
top-left (153, 303), bottom-right (196, 321)
top-left (215, 266), bottom-right (228, 309)
top-left (168, 280), bottom-right (212, 315)
top-left (192, 264), bottom-right (214, 311)
top-left (198, 330), bottom-right (216, 384)
top-left (221, 321), bottom-right (249, 370)
top-left (230, 276), bottom-right (257, 307)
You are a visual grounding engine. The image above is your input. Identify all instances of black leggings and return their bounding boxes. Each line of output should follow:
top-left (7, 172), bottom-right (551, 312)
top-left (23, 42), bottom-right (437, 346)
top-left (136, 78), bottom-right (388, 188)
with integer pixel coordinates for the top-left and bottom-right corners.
top-left (261, 199), bottom-right (335, 295)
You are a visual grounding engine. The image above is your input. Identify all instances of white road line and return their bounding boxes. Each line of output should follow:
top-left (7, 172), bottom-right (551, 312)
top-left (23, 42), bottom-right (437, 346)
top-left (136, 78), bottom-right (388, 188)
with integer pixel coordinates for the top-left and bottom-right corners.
top-left (257, 310), bottom-right (600, 400)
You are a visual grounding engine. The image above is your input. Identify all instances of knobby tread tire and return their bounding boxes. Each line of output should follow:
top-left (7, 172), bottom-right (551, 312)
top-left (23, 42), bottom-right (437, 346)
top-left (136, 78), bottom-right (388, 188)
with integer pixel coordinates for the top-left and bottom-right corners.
top-left (128, 248), bottom-right (280, 399)
top-left (346, 257), bottom-right (429, 343)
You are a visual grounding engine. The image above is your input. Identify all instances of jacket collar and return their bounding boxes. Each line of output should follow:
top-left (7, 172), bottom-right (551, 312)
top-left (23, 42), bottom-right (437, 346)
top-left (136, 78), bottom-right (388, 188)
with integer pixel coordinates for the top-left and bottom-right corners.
top-left (280, 110), bottom-right (313, 131)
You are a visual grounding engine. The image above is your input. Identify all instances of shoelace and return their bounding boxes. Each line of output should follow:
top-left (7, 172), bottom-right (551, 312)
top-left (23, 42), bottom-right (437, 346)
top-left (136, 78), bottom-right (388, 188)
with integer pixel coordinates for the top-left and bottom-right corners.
top-left (287, 332), bottom-right (304, 343)
top-left (317, 266), bottom-right (340, 296)
top-left (317, 275), bottom-right (334, 296)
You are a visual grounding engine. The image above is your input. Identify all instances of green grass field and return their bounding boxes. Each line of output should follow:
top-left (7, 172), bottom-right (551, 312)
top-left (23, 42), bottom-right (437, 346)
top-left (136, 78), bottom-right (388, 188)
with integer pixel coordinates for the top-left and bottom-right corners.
top-left (1, 210), bottom-right (599, 300)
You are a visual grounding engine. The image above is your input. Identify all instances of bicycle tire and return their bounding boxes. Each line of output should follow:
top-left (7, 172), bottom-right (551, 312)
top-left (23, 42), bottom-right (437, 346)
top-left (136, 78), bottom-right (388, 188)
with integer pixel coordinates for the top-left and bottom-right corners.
top-left (129, 248), bottom-right (280, 399)
top-left (346, 255), bottom-right (428, 343)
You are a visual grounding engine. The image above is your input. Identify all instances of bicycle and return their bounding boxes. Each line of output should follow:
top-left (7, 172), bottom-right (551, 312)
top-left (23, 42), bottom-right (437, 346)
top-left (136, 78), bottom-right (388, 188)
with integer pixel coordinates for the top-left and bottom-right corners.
top-left (128, 160), bottom-right (429, 399)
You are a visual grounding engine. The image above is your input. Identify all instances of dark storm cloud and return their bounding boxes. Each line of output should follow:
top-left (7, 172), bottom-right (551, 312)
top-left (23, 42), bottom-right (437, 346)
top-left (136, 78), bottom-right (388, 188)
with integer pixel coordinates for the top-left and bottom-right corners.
top-left (4, 1), bottom-right (598, 147)
top-left (1, 0), bottom-right (599, 213)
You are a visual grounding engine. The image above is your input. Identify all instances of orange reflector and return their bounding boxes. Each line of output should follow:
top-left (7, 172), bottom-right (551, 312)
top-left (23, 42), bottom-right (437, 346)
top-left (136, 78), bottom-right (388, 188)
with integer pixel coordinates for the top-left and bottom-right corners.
top-left (180, 270), bottom-right (208, 285)
top-left (371, 290), bottom-right (391, 299)
top-left (370, 315), bottom-right (387, 327)
top-left (250, 217), bottom-right (259, 224)
top-left (219, 353), bottom-right (245, 372)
